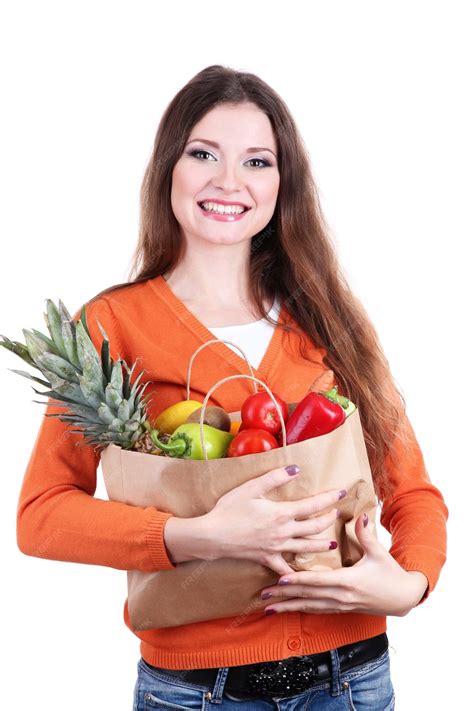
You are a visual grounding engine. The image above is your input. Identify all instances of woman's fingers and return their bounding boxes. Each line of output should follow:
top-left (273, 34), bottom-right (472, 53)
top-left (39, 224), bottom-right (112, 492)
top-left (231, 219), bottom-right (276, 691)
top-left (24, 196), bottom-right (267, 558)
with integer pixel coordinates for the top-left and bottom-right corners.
top-left (288, 507), bottom-right (339, 538)
top-left (264, 554), bottom-right (299, 577)
top-left (263, 585), bottom-right (345, 601)
top-left (279, 535), bottom-right (338, 554)
top-left (283, 487), bottom-right (346, 520)
top-left (264, 597), bottom-right (351, 614)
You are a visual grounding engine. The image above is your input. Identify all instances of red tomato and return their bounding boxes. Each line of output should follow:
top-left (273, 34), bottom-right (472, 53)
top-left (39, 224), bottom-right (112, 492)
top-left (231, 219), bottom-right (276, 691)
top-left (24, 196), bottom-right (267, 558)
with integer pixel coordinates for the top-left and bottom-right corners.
top-left (240, 391), bottom-right (288, 436)
top-left (226, 428), bottom-right (279, 457)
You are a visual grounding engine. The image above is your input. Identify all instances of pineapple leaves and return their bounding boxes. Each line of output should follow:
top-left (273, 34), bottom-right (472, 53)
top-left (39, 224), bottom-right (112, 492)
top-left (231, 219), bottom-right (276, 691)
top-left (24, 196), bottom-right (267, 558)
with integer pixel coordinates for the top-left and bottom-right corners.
top-left (97, 402), bottom-right (116, 425)
top-left (44, 299), bottom-right (70, 361)
top-left (77, 374), bottom-right (104, 410)
top-left (80, 304), bottom-right (92, 340)
top-left (30, 381), bottom-right (92, 408)
top-left (105, 382), bottom-right (123, 410)
top-left (117, 399), bottom-right (131, 421)
top-left (23, 329), bottom-right (53, 365)
top-left (30, 329), bottom-right (59, 354)
top-left (2, 297), bottom-right (152, 453)
top-left (8, 368), bottom-right (51, 387)
top-left (110, 358), bottom-right (124, 393)
top-left (0, 334), bottom-right (37, 368)
top-left (57, 299), bottom-right (73, 322)
top-left (36, 353), bottom-right (81, 383)
top-left (98, 324), bottom-right (112, 383)
top-left (56, 298), bottom-right (80, 370)
top-left (75, 320), bottom-right (106, 393)
top-left (122, 359), bottom-right (137, 399)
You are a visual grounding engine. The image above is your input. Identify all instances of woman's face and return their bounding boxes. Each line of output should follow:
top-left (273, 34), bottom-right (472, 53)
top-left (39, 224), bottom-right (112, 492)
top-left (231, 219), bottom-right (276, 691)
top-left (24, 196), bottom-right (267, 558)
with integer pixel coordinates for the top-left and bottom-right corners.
top-left (171, 102), bottom-right (280, 247)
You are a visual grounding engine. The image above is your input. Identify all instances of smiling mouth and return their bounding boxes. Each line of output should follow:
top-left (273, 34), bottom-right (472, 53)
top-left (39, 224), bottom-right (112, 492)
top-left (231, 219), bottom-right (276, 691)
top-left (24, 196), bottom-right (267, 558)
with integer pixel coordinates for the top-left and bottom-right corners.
top-left (197, 201), bottom-right (251, 213)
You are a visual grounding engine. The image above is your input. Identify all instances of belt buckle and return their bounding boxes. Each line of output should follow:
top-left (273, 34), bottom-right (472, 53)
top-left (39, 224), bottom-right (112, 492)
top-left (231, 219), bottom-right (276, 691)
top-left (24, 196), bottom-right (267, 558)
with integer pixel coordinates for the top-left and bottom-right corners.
top-left (247, 655), bottom-right (318, 697)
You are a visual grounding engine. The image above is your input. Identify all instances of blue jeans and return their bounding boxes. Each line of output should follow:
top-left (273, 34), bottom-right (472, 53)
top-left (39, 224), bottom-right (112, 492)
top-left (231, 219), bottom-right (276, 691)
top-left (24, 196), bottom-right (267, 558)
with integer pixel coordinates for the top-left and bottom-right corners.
top-left (132, 645), bottom-right (396, 710)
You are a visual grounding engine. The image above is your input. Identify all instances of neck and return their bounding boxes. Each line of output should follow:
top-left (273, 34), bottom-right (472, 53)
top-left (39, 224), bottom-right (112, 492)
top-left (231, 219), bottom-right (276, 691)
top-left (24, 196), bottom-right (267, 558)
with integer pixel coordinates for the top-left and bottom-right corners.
top-left (163, 243), bottom-right (254, 310)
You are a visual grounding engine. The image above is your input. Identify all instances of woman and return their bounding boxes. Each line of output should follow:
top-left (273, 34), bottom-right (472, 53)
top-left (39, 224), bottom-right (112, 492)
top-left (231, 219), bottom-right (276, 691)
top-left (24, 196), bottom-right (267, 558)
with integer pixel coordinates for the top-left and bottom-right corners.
top-left (17, 65), bottom-right (448, 710)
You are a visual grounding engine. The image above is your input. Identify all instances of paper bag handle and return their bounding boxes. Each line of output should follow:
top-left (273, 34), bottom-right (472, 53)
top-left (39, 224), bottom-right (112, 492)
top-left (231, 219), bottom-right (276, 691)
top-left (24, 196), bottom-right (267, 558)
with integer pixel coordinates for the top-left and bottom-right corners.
top-left (199, 373), bottom-right (288, 461)
top-left (186, 339), bottom-right (258, 400)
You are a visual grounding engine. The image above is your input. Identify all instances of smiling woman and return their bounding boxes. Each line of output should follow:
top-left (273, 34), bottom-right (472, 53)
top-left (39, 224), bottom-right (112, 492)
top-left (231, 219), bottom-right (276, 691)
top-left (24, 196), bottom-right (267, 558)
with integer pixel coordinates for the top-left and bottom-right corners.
top-left (14, 63), bottom-right (448, 711)
top-left (171, 102), bottom-right (280, 237)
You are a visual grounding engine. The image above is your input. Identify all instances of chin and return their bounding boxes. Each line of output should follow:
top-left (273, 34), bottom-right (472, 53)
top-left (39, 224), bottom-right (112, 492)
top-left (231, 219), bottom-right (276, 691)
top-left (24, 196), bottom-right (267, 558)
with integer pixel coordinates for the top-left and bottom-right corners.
top-left (198, 231), bottom-right (252, 246)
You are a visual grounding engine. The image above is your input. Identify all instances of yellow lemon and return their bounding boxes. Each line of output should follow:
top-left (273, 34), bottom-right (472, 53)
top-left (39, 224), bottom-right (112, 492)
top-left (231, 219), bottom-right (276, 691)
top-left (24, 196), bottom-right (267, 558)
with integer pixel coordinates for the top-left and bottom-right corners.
top-left (154, 400), bottom-right (203, 435)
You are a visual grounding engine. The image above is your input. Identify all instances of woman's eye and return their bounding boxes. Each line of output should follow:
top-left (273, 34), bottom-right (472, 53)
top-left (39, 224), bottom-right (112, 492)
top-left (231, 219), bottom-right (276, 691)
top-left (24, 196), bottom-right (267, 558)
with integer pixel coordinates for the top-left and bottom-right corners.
top-left (246, 158), bottom-right (271, 168)
top-left (186, 149), bottom-right (271, 168)
top-left (187, 149), bottom-right (216, 161)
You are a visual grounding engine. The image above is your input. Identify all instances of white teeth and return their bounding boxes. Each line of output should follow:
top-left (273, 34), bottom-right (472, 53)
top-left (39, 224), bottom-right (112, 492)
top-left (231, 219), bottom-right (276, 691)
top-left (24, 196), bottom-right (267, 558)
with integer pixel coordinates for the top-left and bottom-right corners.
top-left (200, 201), bottom-right (246, 215)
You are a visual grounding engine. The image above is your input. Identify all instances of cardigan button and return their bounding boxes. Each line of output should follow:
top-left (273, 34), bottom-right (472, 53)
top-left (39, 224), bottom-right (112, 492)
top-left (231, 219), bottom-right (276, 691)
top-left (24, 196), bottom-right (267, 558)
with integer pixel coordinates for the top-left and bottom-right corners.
top-left (287, 637), bottom-right (301, 651)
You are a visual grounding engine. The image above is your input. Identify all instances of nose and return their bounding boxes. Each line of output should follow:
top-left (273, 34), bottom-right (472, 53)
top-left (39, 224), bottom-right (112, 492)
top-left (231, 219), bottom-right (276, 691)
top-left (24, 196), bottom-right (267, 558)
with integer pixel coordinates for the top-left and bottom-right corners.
top-left (211, 161), bottom-right (244, 193)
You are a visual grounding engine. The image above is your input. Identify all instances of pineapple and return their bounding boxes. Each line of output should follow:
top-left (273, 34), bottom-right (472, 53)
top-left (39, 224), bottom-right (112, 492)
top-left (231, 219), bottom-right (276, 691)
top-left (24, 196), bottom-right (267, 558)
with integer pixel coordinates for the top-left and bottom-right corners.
top-left (0, 298), bottom-right (163, 454)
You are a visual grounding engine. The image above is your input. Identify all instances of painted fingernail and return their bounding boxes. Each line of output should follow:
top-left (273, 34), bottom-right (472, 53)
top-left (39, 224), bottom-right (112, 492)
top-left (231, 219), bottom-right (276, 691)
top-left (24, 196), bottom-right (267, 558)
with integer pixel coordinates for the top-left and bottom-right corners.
top-left (278, 578), bottom-right (291, 585)
top-left (363, 513), bottom-right (368, 527)
top-left (285, 464), bottom-right (300, 476)
top-left (336, 508), bottom-right (342, 518)
top-left (329, 541), bottom-right (338, 549)
top-left (338, 489), bottom-right (347, 499)
top-left (261, 592), bottom-right (272, 600)
top-left (265, 608), bottom-right (277, 616)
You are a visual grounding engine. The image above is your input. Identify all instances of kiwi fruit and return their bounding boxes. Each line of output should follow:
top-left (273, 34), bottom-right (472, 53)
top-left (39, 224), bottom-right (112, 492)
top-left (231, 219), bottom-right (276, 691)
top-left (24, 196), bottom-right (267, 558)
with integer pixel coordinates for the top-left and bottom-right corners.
top-left (186, 406), bottom-right (231, 432)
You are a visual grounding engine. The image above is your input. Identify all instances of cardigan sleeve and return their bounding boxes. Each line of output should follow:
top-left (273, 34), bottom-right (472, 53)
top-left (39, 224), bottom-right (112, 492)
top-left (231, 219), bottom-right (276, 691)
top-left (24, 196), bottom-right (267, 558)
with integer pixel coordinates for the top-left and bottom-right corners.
top-left (16, 297), bottom-right (177, 572)
top-left (379, 409), bottom-right (449, 606)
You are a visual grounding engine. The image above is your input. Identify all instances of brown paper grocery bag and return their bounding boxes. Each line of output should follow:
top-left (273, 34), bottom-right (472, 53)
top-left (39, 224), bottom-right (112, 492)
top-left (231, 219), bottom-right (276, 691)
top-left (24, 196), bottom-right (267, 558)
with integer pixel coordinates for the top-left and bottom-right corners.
top-left (100, 342), bottom-right (378, 631)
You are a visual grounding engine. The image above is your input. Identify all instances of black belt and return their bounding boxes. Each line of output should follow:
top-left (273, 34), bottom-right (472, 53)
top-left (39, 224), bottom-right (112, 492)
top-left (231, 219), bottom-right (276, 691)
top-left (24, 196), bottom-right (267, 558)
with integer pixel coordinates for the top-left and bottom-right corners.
top-left (142, 632), bottom-right (388, 699)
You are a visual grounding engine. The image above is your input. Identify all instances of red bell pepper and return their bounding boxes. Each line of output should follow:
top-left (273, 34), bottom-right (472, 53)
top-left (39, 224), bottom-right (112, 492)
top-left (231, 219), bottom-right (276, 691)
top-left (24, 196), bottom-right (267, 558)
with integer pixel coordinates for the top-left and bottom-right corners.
top-left (284, 386), bottom-right (349, 444)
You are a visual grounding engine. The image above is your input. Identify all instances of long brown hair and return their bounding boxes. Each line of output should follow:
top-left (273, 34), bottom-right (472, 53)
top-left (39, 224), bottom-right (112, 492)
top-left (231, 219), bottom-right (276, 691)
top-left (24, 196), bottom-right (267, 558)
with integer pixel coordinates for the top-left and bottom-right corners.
top-left (90, 64), bottom-right (417, 503)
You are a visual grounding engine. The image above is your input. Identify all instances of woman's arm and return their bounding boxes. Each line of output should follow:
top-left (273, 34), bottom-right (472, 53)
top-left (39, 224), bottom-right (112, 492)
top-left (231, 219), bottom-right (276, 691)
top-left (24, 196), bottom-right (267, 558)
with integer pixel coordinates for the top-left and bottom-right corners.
top-left (379, 411), bottom-right (449, 605)
top-left (256, 410), bottom-right (448, 616)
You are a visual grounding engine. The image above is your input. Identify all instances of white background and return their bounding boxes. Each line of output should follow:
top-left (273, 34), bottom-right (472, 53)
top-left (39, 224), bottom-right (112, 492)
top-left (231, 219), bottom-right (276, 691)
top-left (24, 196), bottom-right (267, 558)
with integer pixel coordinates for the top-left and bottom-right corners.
top-left (0, 1), bottom-right (469, 708)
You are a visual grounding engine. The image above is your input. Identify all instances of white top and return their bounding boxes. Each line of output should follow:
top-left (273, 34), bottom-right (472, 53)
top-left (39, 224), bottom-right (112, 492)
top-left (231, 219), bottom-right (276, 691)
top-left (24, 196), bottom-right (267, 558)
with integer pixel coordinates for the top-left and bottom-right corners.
top-left (206, 298), bottom-right (281, 371)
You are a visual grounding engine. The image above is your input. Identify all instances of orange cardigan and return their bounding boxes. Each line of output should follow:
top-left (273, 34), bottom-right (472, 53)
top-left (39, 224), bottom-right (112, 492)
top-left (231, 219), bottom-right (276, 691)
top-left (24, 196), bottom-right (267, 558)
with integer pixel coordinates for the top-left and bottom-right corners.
top-left (16, 275), bottom-right (449, 669)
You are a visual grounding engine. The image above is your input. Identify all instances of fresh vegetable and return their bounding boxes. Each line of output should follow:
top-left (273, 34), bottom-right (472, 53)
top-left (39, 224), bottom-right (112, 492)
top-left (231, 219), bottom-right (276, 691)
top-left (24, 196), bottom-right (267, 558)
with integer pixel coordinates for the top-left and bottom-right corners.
top-left (287, 369), bottom-right (336, 419)
top-left (341, 399), bottom-right (356, 418)
top-left (309, 373), bottom-right (356, 419)
top-left (227, 428), bottom-right (279, 457)
top-left (314, 386), bottom-right (356, 417)
top-left (229, 420), bottom-right (242, 436)
top-left (154, 400), bottom-right (203, 435)
top-left (240, 390), bottom-right (288, 436)
top-left (309, 369), bottom-right (336, 394)
top-left (285, 386), bottom-right (348, 444)
top-left (186, 405), bottom-right (231, 432)
top-left (149, 422), bottom-right (234, 460)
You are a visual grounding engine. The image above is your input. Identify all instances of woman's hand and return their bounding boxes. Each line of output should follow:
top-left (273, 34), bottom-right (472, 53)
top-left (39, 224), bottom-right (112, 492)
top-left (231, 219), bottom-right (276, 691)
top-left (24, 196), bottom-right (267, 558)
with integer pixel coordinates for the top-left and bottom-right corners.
top-left (259, 513), bottom-right (429, 617)
top-left (201, 465), bottom-right (346, 577)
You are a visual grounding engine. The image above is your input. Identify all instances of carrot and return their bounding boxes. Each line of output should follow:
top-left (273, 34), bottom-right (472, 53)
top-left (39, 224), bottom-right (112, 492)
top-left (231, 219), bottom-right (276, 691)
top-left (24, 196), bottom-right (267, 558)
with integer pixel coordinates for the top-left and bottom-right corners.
top-left (308, 369), bottom-right (335, 394)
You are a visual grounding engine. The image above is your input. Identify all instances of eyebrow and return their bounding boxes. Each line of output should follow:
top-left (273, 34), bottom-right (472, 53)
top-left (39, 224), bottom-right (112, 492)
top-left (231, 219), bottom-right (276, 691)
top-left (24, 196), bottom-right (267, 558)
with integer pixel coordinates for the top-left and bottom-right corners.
top-left (186, 138), bottom-right (277, 158)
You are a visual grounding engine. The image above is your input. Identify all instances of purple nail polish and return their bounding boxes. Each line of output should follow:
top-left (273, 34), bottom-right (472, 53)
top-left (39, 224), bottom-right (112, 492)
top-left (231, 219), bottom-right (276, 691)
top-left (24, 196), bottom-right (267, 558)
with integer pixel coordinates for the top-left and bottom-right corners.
top-left (338, 489), bottom-right (347, 499)
top-left (265, 608), bottom-right (277, 616)
top-left (363, 513), bottom-right (368, 527)
top-left (329, 540), bottom-right (338, 550)
top-left (285, 464), bottom-right (300, 476)
top-left (261, 592), bottom-right (272, 600)
top-left (336, 509), bottom-right (342, 518)
top-left (278, 579), bottom-right (291, 585)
